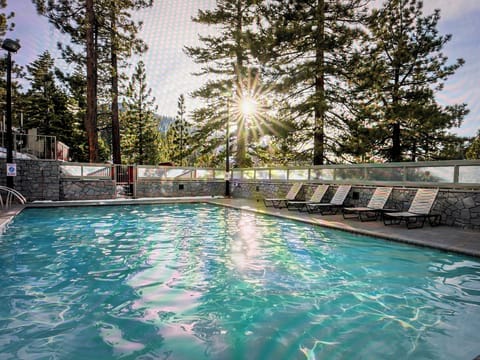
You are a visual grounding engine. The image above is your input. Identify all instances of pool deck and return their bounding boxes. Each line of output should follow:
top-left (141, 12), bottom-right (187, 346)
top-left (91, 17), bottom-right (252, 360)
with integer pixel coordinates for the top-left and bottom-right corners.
top-left (1, 197), bottom-right (479, 258)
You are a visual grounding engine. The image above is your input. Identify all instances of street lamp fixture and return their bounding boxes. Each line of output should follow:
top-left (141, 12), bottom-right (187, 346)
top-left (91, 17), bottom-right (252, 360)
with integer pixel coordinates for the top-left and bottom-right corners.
top-left (2, 39), bottom-right (21, 53)
top-left (2, 38), bottom-right (21, 189)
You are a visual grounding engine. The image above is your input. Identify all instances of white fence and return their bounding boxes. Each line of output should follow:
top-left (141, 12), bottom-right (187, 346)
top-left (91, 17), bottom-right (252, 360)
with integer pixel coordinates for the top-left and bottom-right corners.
top-left (59, 160), bottom-right (480, 188)
top-left (232, 160), bottom-right (480, 188)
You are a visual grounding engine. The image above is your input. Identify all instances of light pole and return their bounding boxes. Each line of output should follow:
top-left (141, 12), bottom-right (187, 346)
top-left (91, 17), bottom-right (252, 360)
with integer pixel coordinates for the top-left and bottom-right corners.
top-left (2, 38), bottom-right (21, 189)
top-left (225, 95), bottom-right (231, 197)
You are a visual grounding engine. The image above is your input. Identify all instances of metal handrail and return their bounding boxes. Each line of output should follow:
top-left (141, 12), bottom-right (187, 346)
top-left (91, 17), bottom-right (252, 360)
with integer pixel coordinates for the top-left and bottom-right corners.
top-left (0, 186), bottom-right (27, 208)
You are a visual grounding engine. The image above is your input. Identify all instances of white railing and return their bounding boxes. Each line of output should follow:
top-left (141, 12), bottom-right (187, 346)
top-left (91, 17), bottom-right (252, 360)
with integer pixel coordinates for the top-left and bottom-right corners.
top-left (232, 160), bottom-right (480, 188)
top-left (59, 160), bottom-right (480, 188)
top-left (60, 164), bottom-right (225, 181)
top-left (137, 165), bottom-right (224, 180)
top-left (60, 163), bottom-right (111, 179)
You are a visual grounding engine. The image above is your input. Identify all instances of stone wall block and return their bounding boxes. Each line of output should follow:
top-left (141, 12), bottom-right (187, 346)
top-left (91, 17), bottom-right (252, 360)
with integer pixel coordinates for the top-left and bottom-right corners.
top-left (462, 197), bottom-right (476, 209)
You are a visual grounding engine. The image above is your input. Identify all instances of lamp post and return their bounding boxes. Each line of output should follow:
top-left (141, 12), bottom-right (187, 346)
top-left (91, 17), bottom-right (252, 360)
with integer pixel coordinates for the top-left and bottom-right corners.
top-left (2, 38), bottom-right (21, 189)
top-left (225, 95), bottom-right (231, 197)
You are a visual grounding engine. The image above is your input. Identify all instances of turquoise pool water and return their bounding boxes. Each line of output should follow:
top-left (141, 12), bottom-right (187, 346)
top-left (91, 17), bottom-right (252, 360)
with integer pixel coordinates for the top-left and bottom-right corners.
top-left (0, 204), bottom-right (479, 359)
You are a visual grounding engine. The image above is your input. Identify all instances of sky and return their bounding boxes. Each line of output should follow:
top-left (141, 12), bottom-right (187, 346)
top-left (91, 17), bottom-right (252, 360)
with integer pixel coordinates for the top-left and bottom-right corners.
top-left (3, 0), bottom-right (480, 137)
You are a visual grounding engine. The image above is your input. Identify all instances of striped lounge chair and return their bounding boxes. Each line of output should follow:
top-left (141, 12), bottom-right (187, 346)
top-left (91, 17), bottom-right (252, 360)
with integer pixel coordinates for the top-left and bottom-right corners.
top-left (342, 187), bottom-right (393, 221)
top-left (383, 188), bottom-right (440, 229)
top-left (305, 185), bottom-right (352, 214)
top-left (263, 182), bottom-right (303, 209)
top-left (286, 184), bottom-right (330, 212)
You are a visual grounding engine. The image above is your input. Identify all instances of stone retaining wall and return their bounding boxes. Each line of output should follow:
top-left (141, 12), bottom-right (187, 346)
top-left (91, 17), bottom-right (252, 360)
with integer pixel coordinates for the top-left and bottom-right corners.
top-left (231, 181), bottom-right (480, 230)
top-left (60, 179), bottom-right (116, 200)
top-left (0, 160), bottom-right (60, 201)
top-left (135, 180), bottom-right (225, 198)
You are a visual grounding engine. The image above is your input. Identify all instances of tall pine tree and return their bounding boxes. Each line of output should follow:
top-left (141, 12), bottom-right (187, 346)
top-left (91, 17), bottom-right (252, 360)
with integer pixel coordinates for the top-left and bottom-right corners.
top-left (185, 0), bottom-right (263, 168)
top-left (352, 0), bottom-right (468, 162)
top-left (121, 61), bottom-right (160, 165)
top-left (34, 0), bottom-right (151, 163)
top-left (169, 94), bottom-right (191, 166)
top-left (258, 0), bottom-right (368, 165)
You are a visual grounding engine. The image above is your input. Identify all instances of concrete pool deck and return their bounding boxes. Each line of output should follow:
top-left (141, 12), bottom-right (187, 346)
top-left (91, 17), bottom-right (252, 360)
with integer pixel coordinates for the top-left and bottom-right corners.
top-left (1, 197), bottom-right (479, 258)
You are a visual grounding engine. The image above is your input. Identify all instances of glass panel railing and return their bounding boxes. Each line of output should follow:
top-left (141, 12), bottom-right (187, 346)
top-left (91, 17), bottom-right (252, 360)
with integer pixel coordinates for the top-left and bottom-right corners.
top-left (270, 169), bottom-right (287, 180)
top-left (232, 169), bottom-right (242, 180)
top-left (458, 166), bottom-right (480, 184)
top-left (60, 161), bottom-right (480, 186)
top-left (60, 165), bottom-right (82, 177)
top-left (242, 170), bottom-right (255, 180)
top-left (60, 164), bottom-right (110, 178)
top-left (335, 167), bottom-right (364, 181)
top-left (82, 166), bottom-right (110, 177)
top-left (406, 166), bottom-right (454, 183)
top-left (196, 169), bottom-right (214, 179)
top-left (310, 168), bottom-right (334, 181)
top-left (289, 169), bottom-right (309, 180)
top-left (255, 169), bottom-right (270, 180)
top-left (164, 168), bottom-right (194, 179)
top-left (366, 167), bottom-right (404, 182)
top-left (215, 170), bottom-right (225, 180)
top-left (137, 166), bottom-right (162, 178)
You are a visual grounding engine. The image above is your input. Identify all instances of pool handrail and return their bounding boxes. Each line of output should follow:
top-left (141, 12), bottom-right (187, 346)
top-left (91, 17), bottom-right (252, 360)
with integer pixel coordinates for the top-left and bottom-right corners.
top-left (0, 186), bottom-right (27, 208)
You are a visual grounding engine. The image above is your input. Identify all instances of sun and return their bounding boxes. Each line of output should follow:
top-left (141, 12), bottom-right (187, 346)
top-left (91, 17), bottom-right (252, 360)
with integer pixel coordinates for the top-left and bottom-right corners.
top-left (240, 96), bottom-right (257, 117)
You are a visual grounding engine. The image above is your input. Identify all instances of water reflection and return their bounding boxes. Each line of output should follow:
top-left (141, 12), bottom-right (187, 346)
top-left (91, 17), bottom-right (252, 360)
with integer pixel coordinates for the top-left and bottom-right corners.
top-left (1, 204), bottom-right (479, 359)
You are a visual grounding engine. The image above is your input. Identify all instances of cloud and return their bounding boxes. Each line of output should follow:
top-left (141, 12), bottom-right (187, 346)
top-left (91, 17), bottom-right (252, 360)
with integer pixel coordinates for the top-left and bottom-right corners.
top-left (422, 0), bottom-right (480, 20)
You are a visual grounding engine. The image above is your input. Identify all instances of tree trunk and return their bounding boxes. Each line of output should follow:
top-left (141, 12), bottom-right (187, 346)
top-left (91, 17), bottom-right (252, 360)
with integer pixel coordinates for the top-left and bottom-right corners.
top-left (234, 0), bottom-right (247, 168)
top-left (391, 122), bottom-right (401, 162)
top-left (313, 0), bottom-right (325, 166)
top-left (86, 0), bottom-right (98, 162)
top-left (110, 6), bottom-right (121, 164)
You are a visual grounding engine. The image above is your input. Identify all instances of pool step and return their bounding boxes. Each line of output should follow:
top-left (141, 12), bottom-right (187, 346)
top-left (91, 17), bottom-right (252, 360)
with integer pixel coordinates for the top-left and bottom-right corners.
top-left (116, 184), bottom-right (134, 198)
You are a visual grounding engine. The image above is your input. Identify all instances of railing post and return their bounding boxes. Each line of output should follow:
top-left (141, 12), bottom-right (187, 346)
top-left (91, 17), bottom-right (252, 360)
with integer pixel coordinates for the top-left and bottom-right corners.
top-left (454, 165), bottom-right (460, 184)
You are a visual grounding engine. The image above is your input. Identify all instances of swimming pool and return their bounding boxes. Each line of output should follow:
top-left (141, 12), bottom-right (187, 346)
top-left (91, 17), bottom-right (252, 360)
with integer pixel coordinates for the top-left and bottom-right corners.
top-left (1, 203), bottom-right (479, 359)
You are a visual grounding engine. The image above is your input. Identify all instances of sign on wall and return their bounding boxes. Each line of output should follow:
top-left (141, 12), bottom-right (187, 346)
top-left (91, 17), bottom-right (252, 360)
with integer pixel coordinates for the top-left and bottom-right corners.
top-left (6, 163), bottom-right (16, 177)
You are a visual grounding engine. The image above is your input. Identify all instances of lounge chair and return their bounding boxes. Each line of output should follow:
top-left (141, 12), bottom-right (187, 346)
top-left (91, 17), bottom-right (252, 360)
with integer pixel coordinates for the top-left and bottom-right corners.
top-left (286, 184), bottom-right (330, 211)
top-left (263, 182), bottom-right (303, 208)
top-left (342, 187), bottom-right (393, 221)
top-left (383, 188), bottom-right (440, 229)
top-left (305, 185), bottom-right (352, 214)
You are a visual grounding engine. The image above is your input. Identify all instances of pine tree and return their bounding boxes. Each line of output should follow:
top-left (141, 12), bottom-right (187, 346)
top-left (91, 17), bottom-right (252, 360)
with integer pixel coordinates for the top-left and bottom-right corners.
top-left (257, 0), bottom-right (368, 165)
top-left (466, 130), bottom-right (480, 160)
top-left (353, 0), bottom-right (468, 162)
top-left (23, 52), bottom-right (95, 161)
top-left (185, 0), bottom-right (263, 168)
top-left (34, 0), bottom-right (152, 163)
top-left (121, 61), bottom-right (160, 165)
top-left (33, 0), bottom-right (99, 161)
top-left (169, 94), bottom-right (191, 166)
top-left (96, 0), bottom-right (152, 164)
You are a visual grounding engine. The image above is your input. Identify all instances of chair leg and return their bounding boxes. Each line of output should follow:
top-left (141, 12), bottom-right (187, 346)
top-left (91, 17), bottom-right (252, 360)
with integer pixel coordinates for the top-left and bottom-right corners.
top-left (359, 211), bottom-right (378, 222)
top-left (428, 214), bottom-right (441, 227)
top-left (406, 216), bottom-right (426, 229)
top-left (342, 209), bottom-right (359, 220)
top-left (384, 215), bottom-right (402, 226)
